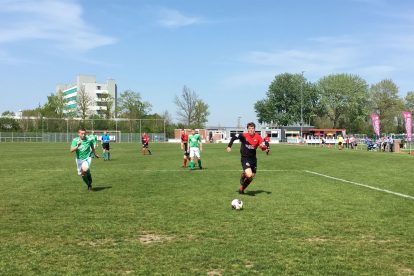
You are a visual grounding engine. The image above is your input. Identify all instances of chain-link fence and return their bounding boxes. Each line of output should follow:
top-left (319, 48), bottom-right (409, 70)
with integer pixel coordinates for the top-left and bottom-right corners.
top-left (0, 117), bottom-right (167, 143)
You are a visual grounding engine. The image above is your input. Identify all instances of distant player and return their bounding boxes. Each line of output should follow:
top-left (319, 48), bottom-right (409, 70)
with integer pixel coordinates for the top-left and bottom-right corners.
top-left (101, 130), bottom-right (111, 160)
top-left (70, 127), bottom-right (99, 191)
top-left (87, 131), bottom-right (98, 158)
top-left (141, 132), bottom-right (152, 155)
top-left (227, 122), bottom-right (268, 194)
top-left (180, 129), bottom-right (189, 167)
top-left (188, 128), bottom-right (203, 170)
top-left (264, 134), bottom-right (271, 155)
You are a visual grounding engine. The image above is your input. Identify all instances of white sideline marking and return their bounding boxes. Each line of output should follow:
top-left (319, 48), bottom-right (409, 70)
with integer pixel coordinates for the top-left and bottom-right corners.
top-left (137, 169), bottom-right (293, 172)
top-left (304, 170), bottom-right (414, 200)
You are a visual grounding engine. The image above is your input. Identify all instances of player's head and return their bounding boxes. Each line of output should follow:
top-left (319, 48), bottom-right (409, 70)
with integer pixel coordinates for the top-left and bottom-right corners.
top-left (78, 128), bottom-right (86, 139)
top-left (246, 122), bottom-right (256, 136)
top-left (104, 130), bottom-right (107, 134)
top-left (91, 130), bottom-right (95, 135)
top-left (191, 128), bottom-right (195, 134)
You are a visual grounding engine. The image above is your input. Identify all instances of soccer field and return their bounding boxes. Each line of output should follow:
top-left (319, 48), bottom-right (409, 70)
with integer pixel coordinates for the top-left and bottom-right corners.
top-left (1, 142), bottom-right (413, 275)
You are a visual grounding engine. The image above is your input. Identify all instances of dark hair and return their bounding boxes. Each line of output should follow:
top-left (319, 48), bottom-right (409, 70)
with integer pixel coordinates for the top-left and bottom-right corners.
top-left (78, 127), bottom-right (86, 132)
top-left (246, 122), bottom-right (256, 129)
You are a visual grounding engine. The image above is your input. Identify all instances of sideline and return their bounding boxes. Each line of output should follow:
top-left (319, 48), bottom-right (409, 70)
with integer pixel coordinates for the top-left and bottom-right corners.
top-left (304, 170), bottom-right (414, 200)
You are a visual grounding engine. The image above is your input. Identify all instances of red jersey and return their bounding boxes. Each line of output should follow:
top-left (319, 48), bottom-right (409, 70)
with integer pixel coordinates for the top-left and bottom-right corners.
top-left (142, 134), bottom-right (149, 144)
top-left (181, 133), bottom-right (188, 143)
top-left (228, 133), bottom-right (267, 159)
top-left (264, 136), bottom-right (270, 143)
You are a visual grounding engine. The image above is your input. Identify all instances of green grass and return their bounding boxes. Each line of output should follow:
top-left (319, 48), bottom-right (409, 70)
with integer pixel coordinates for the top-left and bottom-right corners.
top-left (1, 142), bottom-right (413, 275)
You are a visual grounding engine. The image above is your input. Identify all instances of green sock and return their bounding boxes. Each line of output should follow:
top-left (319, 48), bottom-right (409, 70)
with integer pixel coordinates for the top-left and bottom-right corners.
top-left (190, 160), bottom-right (195, 169)
top-left (198, 160), bottom-right (202, 168)
top-left (108, 152), bottom-right (110, 160)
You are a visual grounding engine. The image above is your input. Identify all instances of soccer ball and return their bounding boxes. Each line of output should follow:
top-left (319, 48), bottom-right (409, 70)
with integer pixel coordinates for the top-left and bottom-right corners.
top-left (231, 199), bottom-right (243, 210)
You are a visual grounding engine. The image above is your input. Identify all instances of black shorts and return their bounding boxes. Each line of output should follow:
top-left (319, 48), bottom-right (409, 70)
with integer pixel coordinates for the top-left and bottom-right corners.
top-left (102, 143), bottom-right (110, 150)
top-left (241, 157), bottom-right (257, 174)
top-left (183, 143), bottom-right (189, 156)
top-left (338, 142), bottom-right (343, 146)
top-left (142, 143), bottom-right (149, 148)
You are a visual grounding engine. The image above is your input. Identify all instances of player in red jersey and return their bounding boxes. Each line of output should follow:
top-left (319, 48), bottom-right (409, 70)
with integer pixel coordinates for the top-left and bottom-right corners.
top-left (141, 132), bottom-right (152, 155)
top-left (227, 122), bottom-right (268, 194)
top-left (180, 129), bottom-right (189, 167)
top-left (264, 133), bottom-right (271, 155)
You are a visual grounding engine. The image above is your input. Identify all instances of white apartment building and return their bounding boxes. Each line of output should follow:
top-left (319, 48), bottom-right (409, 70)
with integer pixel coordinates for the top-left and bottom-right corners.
top-left (57, 75), bottom-right (117, 117)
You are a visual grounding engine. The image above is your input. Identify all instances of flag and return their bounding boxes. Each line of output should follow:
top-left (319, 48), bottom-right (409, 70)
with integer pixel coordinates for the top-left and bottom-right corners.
top-left (402, 111), bottom-right (412, 142)
top-left (371, 113), bottom-right (380, 137)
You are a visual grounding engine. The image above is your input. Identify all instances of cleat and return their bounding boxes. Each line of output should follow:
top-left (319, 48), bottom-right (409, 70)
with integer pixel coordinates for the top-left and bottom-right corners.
top-left (238, 189), bottom-right (245, 194)
top-left (88, 185), bottom-right (93, 192)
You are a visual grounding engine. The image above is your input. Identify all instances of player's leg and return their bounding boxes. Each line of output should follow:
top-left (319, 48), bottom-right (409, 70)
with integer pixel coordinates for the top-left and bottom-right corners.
top-left (80, 159), bottom-right (92, 191)
top-left (183, 153), bottom-right (188, 167)
top-left (107, 144), bottom-right (110, 160)
top-left (197, 151), bottom-right (202, 169)
top-left (239, 158), bottom-right (256, 194)
top-left (189, 148), bottom-right (195, 169)
top-left (102, 144), bottom-right (107, 160)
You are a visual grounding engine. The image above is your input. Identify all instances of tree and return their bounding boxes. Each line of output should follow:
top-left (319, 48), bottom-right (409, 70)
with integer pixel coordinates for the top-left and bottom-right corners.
top-left (404, 91), bottom-right (414, 114)
top-left (77, 86), bottom-right (92, 119)
top-left (117, 90), bottom-right (151, 119)
top-left (254, 73), bottom-right (320, 126)
top-left (1, 110), bottom-right (15, 117)
top-left (318, 73), bottom-right (369, 130)
top-left (193, 100), bottom-right (210, 128)
top-left (100, 92), bottom-right (114, 119)
top-left (42, 90), bottom-right (65, 118)
top-left (174, 86), bottom-right (209, 128)
top-left (369, 79), bottom-right (404, 133)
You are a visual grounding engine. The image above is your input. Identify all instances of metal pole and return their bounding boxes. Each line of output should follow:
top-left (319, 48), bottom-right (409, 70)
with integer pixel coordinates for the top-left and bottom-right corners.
top-left (164, 119), bottom-right (166, 142)
top-left (300, 73), bottom-right (303, 141)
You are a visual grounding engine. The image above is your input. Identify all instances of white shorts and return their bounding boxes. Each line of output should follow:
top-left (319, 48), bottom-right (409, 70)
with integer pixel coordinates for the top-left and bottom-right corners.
top-left (189, 147), bottom-right (201, 158)
top-left (75, 157), bottom-right (91, 175)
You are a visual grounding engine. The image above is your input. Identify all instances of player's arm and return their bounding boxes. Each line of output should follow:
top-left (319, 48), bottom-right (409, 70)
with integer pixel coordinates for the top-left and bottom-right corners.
top-left (258, 137), bottom-right (268, 152)
top-left (227, 134), bottom-right (243, 152)
top-left (90, 143), bottom-right (100, 158)
top-left (70, 140), bottom-right (81, 152)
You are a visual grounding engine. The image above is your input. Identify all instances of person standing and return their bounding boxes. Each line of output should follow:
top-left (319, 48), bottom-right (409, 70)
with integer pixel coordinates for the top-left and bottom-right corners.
top-left (188, 129), bottom-right (203, 170)
top-left (87, 130), bottom-right (98, 158)
top-left (101, 130), bottom-right (111, 160)
top-left (227, 122), bottom-right (268, 194)
top-left (264, 133), bottom-right (271, 155)
top-left (180, 129), bottom-right (189, 167)
top-left (141, 132), bottom-right (152, 155)
top-left (70, 128), bottom-right (99, 191)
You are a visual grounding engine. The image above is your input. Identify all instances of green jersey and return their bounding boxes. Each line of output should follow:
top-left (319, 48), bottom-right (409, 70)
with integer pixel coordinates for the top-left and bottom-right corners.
top-left (188, 134), bottom-right (202, 148)
top-left (87, 134), bottom-right (98, 147)
top-left (71, 137), bottom-right (93, 160)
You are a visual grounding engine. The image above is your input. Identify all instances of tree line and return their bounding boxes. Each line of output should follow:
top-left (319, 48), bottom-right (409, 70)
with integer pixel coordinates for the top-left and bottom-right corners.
top-left (255, 73), bottom-right (414, 134)
top-left (1, 86), bottom-right (209, 135)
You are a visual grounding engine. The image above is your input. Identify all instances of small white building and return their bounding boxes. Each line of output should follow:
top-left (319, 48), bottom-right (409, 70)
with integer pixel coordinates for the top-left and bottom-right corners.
top-left (57, 75), bottom-right (117, 117)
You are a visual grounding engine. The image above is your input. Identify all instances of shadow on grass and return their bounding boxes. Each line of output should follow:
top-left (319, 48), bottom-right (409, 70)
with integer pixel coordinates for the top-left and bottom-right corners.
top-left (92, 186), bottom-right (112, 192)
top-left (244, 190), bottom-right (272, 196)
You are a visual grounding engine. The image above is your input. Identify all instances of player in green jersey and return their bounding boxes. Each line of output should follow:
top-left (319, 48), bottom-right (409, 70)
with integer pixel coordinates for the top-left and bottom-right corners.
top-left (70, 128), bottom-right (99, 191)
top-left (87, 131), bottom-right (98, 158)
top-left (188, 128), bottom-right (203, 170)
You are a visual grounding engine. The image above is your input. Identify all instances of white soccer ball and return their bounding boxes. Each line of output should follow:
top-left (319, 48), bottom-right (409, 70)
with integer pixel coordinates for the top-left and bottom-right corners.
top-left (231, 199), bottom-right (244, 210)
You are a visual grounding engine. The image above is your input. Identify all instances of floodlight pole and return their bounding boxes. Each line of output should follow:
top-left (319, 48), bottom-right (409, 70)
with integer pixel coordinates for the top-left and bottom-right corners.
top-left (300, 71), bottom-right (304, 141)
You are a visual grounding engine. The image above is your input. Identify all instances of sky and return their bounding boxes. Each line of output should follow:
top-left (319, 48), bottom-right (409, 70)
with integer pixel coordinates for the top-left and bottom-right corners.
top-left (1, 0), bottom-right (414, 126)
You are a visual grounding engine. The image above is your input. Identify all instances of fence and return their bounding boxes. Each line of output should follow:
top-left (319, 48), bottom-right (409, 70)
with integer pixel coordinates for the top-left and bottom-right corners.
top-left (0, 117), bottom-right (167, 143)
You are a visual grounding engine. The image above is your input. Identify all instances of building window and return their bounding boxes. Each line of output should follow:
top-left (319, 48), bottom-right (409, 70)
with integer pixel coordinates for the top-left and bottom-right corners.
top-left (97, 86), bottom-right (101, 90)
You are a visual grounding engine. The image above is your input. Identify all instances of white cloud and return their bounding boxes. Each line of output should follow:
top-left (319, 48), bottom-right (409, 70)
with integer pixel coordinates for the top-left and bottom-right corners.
top-left (157, 8), bottom-right (202, 28)
top-left (0, 0), bottom-right (116, 51)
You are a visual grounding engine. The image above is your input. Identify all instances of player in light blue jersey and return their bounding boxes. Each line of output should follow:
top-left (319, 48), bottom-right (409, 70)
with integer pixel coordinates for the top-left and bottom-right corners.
top-left (101, 130), bottom-right (111, 161)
